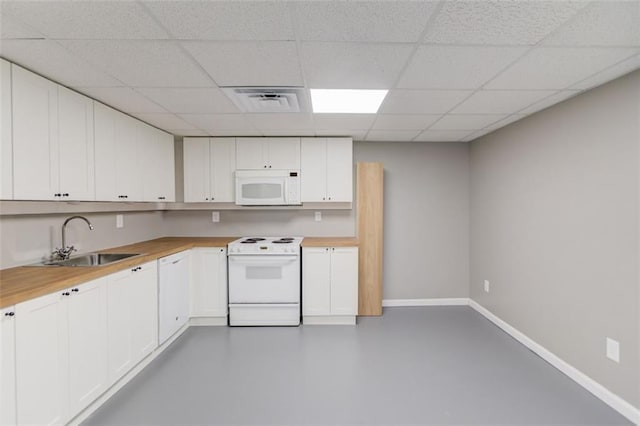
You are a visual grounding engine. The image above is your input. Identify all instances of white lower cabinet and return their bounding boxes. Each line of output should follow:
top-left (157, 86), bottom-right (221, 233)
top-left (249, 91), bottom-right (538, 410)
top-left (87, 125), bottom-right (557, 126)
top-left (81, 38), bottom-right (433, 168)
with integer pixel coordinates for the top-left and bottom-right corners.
top-left (107, 261), bottom-right (158, 384)
top-left (0, 306), bottom-right (16, 426)
top-left (302, 247), bottom-right (358, 324)
top-left (189, 247), bottom-right (228, 323)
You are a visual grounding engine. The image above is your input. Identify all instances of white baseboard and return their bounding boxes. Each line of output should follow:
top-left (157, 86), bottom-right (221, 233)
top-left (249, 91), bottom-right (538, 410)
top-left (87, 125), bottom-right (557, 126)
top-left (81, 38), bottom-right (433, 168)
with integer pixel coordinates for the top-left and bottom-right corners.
top-left (469, 300), bottom-right (640, 425)
top-left (382, 298), bottom-right (470, 307)
top-left (190, 316), bottom-right (228, 326)
top-left (68, 323), bottom-right (190, 426)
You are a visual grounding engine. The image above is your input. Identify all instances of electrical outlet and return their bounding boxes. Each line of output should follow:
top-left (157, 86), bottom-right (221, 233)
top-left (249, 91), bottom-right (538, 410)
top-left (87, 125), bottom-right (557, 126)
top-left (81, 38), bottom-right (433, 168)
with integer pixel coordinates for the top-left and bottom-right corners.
top-left (315, 211), bottom-right (322, 222)
top-left (211, 211), bottom-right (220, 223)
top-left (606, 338), bottom-right (620, 363)
top-left (484, 280), bottom-right (490, 293)
top-left (116, 214), bottom-right (124, 229)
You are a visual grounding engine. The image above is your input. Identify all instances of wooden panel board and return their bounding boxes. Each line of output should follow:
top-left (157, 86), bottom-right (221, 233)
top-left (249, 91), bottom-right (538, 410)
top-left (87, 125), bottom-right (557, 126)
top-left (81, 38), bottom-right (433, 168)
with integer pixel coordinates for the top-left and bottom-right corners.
top-left (356, 163), bottom-right (383, 316)
top-left (301, 237), bottom-right (358, 247)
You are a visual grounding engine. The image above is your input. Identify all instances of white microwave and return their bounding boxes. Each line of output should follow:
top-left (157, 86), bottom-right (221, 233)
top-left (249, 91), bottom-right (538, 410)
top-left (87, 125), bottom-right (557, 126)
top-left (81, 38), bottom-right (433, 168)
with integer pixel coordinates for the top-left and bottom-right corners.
top-left (235, 170), bottom-right (301, 206)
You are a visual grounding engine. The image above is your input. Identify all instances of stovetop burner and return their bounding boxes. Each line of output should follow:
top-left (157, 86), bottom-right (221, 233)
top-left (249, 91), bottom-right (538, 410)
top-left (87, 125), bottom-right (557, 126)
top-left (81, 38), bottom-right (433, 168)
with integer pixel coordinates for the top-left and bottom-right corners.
top-left (241, 237), bottom-right (267, 244)
top-left (272, 240), bottom-right (292, 244)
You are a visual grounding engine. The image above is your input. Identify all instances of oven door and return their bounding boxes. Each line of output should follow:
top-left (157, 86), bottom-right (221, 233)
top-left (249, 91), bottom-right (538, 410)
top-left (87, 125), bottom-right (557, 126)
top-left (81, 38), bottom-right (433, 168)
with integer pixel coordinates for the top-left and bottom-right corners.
top-left (228, 255), bottom-right (300, 303)
top-left (235, 176), bottom-right (287, 205)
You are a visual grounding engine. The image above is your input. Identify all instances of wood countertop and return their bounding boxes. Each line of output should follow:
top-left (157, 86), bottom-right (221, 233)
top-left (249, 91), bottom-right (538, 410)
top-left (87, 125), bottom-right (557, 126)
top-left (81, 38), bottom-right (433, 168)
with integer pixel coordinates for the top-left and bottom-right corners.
top-left (0, 237), bottom-right (238, 309)
top-left (301, 237), bottom-right (359, 247)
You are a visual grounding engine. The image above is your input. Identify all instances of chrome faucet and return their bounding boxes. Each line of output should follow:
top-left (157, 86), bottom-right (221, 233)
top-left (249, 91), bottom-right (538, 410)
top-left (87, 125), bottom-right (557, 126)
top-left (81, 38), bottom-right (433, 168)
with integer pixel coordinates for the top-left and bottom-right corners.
top-left (52, 216), bottom-right (94, 260)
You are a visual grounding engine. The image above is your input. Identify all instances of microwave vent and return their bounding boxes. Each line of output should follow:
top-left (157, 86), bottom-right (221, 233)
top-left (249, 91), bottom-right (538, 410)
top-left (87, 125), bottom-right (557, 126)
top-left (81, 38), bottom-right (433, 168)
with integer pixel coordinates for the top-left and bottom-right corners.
top-left (221, 87), bottom-right (307, 113)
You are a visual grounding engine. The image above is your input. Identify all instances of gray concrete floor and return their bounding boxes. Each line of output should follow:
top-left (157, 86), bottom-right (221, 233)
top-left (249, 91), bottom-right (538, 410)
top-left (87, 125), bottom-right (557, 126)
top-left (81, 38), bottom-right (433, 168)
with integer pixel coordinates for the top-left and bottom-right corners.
top-left (83, 307), bottom-right (631, 425)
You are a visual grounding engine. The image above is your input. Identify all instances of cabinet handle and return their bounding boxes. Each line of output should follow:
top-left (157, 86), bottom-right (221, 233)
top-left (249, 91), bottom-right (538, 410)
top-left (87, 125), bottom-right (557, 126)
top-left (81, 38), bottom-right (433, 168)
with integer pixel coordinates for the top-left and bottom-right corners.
top-left (62, 292), bottom-right (70, 296)
top-left (263, 165), bottom-right (267, 168)
top-left (158, 196), bottom-right (165, 200)
top-left (205, 197), bottom-right (209, 201)
top-left (63, 193), bottom-right (69, 197)
top-left (71, 288), bottom-right (79, 292)
top-left (54, 193), bottom-right (61, 197)
top-left (4, 312), bottom-right (15, 317)
top-left (322, 197), bottom-right (325, 200)
top-left (269, 165), bottom-right (272, 168)
top-left (328, 197), bottom-right (331, 200)
top-left (211, 197), bottom-right (215, 201)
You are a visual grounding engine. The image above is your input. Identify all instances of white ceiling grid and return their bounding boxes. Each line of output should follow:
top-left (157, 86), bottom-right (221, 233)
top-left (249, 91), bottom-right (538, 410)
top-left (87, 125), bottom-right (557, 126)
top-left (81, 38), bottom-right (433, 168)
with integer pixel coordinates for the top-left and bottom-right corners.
top-left (0, 0), bottom-right (638, 142)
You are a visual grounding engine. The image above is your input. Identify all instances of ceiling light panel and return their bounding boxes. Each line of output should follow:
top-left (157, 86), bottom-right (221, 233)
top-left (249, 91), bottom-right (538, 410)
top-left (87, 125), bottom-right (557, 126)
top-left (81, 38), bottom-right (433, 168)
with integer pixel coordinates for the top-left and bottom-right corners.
top-left (398, 45), bottom-right (527, 89)
top-left (138, 88), bottom-right (240, 114)
top-left (293, 1), bottom-right (438, 42)
top-left (486, 47), bottom-right (639, 90)
top-left (311, 89), bottom-right (388, 114)
top-left (60, 40), bottom-right (213, 87)
top-left (301, 42), bottom-right (413, 89)
top-left (143, 1), bottom-right (294, 41)
top-left (183, 41), bottom-right (303, 87)
top-left (1, 1), bottom-right (168, 40)
top-left (0, 40), bottom-right (122, 87)
top-left (423, 0), bottom-right (587, 45)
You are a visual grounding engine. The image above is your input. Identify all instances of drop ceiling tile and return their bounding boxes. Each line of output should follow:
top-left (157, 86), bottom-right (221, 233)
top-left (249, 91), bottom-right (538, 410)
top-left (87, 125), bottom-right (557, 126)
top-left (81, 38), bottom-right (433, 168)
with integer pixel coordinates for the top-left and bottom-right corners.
top-left (483, 114), bottom-right (528, 131)
top-left (414, 130), bottom-right (474, 142)
top-left (423, 1), bottom-right (587, 45)
top-left (183, 41), bottom-right (302, 87)
top-left (1, 1), bottom-right (168, 39)
top-left (378, 90), bottom-right (473, 114)
top-left (486, 47), bottom-right (639, 90)
top-left (315, 129), bottom-right (368, 141)
top-left (571, 54), bottom-right (640, 90)
top-left (430, 114), bottom-right (506, 130)
top-left (262, 130), bottom-right (316, 137)
top-left (301, 42), bottom-right (413, 89)
top-left (365, 130), bottom-right (421, 142)
top-left (143, 1), bottom-right (294, 41)
top-left (312, 114), bottom-right (376, 130)
top-left (80, 88), bottom-right (167, 113)
top-left (137, 88), bottom-right (239, 114)
top-left (0, 40), bottom-right (122, 87)
top-left (398, 45), bottom-right (527, 89)
top-left (179, 114), bottom-right (257, 132)
top-left (371, 114), bottom-right (441, 130)
top-left (133, 113), bottom-right (196, 131)
top-left (452, 90), bottom-right (556, 114)
top-left (517, 90), bottom-right (581, 115)
top-left (60, 40), bottom-right (213, 87)
top-left (247, 114), bottom-right (315, 131)
top-left (543, 1), bottom-right (640, 47)
top-left (293, 1), bottom-right (438, 42)
top-left (171, 129), bottom-right (209, 137)
top-left (0, 13), bottom-right (45, 39)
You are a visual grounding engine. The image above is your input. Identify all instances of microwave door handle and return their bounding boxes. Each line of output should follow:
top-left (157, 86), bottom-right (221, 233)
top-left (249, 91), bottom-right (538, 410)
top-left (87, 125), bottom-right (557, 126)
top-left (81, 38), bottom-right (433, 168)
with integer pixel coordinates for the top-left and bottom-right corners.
top-left (283, 178), bottom-right (288, 204)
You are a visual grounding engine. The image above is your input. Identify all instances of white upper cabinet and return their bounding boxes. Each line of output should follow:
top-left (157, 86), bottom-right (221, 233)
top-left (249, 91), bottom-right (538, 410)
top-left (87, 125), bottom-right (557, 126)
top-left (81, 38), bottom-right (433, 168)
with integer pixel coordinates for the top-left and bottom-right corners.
top-left (11, 65), bottom-right (59, 200)
top-left (236, 137), bottom-right (300, 170)
top-left (12, 65), bottom-right (96, 201)
top-left (94, 103), bottom-right (142, 201)
top-left (141, 123), bottom-right (175, 202)
top-left (183, 137), bottom-right (235, 203)
top-left (301, 137), bottom-right (352, 202)
top-left (1, 59), bottom-right (13, 200)
top-left (57, 86), bottom-right (95, 201)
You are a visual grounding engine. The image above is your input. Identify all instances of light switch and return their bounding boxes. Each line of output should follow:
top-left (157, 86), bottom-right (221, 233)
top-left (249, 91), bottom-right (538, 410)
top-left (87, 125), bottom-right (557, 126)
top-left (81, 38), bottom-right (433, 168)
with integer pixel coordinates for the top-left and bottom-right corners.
top-left (606, 338), bottom-right (620, 363)
top-left (315, 211), bottom-right (322, 222)
top-left (212, 211), bottom-right (220, 223)
top-left (116, 214), bottom-right (124, 228)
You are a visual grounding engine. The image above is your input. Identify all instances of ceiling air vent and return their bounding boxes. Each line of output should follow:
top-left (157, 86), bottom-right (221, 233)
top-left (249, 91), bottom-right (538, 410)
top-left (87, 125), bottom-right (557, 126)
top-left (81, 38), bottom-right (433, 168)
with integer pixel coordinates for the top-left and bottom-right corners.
top-left (221, 87), bottom-right (307, 113)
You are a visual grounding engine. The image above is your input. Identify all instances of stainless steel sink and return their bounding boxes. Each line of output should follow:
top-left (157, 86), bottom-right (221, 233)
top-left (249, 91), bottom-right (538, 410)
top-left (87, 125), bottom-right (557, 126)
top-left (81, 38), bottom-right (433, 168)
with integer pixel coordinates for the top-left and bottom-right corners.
top-left (37, 253), bottom-right (141, 267)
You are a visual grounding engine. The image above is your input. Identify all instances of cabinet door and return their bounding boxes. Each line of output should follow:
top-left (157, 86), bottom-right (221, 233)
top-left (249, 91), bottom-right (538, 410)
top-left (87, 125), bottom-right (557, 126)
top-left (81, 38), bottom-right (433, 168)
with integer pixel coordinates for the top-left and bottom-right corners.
top-left (58, 86), bottom-right (95, 201)
top-left (0, 306), bottom-right (16, 426)
top-left (15, 291), bottom-right (69, 426)
top-left (142, 126), bottom-right (175, 202)
top-left (190, 248), bottom-right (228, 317)
top-left (236, 137), bottom-right (267, 169)
top-left (67, 277), bottom-right (108, 416)
top-left (330, 247), bottom-right (359, 315)
top-left (1, 59), bottom-right (12, 200)
top-left (106, 268), bottom-right (134, 383)
top-left (301, 137), bottom-right (327, 202)
top-left (267, 137), bottom-right (300, 169)
top-left (118, 116), bottom-right (143, 201)
top-left (326, 137), bottom-right (353, 202)
top-left (131, 262), bottom-right (158, 363)
top-left (183, 137), bottom-right (211, 202)
top-left (12, 65), bottom-right (59, 200)
top-left (302, 247), bottom-right (331, 316)
top-left (158, 131), bottom-right (176, 202)
top-left (210, 137), bottom-right (236, 202)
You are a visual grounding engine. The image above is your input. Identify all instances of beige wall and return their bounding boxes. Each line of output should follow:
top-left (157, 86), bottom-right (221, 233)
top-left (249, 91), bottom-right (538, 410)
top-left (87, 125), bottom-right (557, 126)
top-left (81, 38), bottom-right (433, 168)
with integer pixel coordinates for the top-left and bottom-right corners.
top-left (354, 142), bottom-right (470, 300)
top-left (0, 211), bottom-right (165, 268)
top-left (470, 71), bottom-right (640, 408)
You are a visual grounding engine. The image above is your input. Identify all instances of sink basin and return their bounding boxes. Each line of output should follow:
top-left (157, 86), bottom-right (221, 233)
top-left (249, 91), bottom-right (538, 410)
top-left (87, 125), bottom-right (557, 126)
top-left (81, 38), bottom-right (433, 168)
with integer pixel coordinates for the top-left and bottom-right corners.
top-left (38, 253), bottom-right (141, 267)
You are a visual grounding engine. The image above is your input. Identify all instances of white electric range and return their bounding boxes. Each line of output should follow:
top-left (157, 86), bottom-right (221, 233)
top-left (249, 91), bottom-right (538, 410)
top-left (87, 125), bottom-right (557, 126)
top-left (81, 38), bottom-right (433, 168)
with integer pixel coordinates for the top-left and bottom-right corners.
top-left (227, 237), bottom-right (303, 326)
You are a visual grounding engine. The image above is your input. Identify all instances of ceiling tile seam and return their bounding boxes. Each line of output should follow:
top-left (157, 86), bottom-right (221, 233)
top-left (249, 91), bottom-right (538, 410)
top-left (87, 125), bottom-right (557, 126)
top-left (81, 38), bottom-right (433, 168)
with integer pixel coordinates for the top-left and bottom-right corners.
top-left (367, 0), bottom-right (447, 142)
top-left (0, 10), bottom-right (50, 40)
top-left (287, 1), bottom-right (314, 127)
top-left (533, 1), bottom-right (597, 48)
top-left (128, 87), bottom-right (173, 114)
top-left (568, 51), bottom-right (640, 90)
top-left (135, 0), bottom-right (174, 40)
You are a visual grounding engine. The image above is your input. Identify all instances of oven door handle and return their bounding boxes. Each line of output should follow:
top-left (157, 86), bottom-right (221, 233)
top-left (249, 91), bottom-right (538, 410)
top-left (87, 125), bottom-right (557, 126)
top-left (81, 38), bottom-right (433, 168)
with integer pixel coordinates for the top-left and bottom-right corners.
top-left (229, 255), bottom-right (298, 265)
